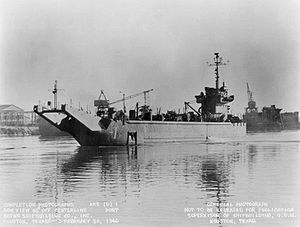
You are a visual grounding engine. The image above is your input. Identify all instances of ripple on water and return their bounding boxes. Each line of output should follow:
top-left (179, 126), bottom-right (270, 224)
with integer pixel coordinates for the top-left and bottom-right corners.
top-left (0, 132), bottom-right (299, 226)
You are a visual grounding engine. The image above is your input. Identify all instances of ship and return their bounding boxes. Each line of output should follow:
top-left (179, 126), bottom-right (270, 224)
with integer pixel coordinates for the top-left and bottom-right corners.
top-left (243, 83), bottom-right (282, 132)
top-left (33, 53), bottom-right (246, 146)
top-left (280, 112), bottom-right (300, 130)
top-left (38, 117), bottom-right (70, 137)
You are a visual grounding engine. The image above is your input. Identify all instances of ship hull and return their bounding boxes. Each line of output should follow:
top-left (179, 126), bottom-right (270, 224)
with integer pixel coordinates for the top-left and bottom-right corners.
top-left (34, 106), bottom-right (246, 146)
top-left (246, 122), bottom-right (282, 132)
top-left (281, 112), bottom-right (300, 130)
top-left (38, 117), bottom-right (70, 137)
top-left (244, 112), bottom-right (282, 132)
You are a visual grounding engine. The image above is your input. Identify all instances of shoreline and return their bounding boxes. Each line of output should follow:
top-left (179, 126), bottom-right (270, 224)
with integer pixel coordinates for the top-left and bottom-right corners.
top-left (0, 126), bottom-right (39, 136)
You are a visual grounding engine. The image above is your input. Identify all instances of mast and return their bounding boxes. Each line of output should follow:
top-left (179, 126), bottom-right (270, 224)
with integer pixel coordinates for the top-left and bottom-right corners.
top-left (53, 80), bottom-right (58, 109)
top-left (122, 93), bottom-right (126, 113)
top-left (50, 80), bottom-right (64, 110)
top-left (208, 53), bottom-right (228, 90)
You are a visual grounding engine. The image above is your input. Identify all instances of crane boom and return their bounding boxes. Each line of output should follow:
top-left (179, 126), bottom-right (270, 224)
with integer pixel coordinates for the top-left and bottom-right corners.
top-left (109, 89), bottom-right (154, 105)
top-left (246, 82), bottom-right (257, 110)
top-left (246, 83), bottom-right (253, 102)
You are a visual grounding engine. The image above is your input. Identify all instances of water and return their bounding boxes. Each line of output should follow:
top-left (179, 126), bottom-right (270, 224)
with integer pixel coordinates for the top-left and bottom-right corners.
top-left (0, 131), bottom-right (299, 227)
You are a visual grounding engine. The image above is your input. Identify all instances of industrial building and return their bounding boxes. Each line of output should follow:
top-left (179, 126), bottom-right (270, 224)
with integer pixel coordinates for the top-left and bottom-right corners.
top-left (0, 104), bottom-right (37, 126)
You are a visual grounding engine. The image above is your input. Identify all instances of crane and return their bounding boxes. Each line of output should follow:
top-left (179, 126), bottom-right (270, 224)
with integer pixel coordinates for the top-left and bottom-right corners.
top-left (246, 83), bottom-right (257, 111)
top-left (247, 82), bottom-right (253, 102)
top-left (109, 89), bottom-right (154, 113)
top-left (109, 89), bottom-right (153, 105)
top-left (94, 88), bottom-right (153, 116)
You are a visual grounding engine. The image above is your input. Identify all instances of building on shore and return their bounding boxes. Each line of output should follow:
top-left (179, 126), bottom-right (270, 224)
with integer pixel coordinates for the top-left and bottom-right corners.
top-left (0, 104), bottom-right (37, 126)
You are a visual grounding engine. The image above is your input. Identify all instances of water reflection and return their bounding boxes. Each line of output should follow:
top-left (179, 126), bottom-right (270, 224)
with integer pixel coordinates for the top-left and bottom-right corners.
top-left (34, 146), bottom-right (140, 201)
top-left (30, 140), bottom-right (300, 226)
top-left (1, 133), bottom-right (299, 226)
top-left (34, 143), bottom-right (247, 203)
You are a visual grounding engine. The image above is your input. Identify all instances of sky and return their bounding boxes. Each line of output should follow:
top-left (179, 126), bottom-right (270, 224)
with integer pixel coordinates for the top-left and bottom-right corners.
top-left (0, 0), bottom-right (299, 114)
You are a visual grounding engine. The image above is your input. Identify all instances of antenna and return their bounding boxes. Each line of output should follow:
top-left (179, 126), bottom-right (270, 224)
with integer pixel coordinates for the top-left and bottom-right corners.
top-left (207, 53), bottom-right (229, 90)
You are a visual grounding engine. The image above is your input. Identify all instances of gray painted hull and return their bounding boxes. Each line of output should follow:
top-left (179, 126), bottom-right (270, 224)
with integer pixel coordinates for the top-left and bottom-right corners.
top-left (34, 106), bottom-right (246, 146)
